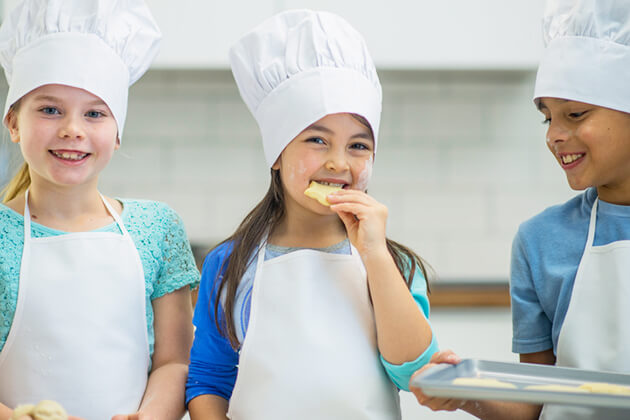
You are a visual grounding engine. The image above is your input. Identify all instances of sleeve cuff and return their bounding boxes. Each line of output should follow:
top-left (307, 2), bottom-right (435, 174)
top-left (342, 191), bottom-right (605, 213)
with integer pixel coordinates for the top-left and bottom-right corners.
top-left (380, 332), bottom-right (439, 391)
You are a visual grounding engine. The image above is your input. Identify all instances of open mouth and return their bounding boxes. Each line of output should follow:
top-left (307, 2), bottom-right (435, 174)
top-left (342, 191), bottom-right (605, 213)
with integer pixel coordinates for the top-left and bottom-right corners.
top-left (560, 153), bottom-right (585, 165)
top-left (50, 150), bottom-right (90, 162)
top-left (314, 180), bottom-right (349, 189)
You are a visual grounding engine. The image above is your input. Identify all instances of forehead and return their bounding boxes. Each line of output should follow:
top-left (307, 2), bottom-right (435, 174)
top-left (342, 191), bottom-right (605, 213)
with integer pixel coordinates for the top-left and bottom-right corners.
top-left (537, 97), bottom-right (593, 111)
top-left (303, 113), bottom-right (373, 139)
top-left (23, 84), bottom-right (104, 104)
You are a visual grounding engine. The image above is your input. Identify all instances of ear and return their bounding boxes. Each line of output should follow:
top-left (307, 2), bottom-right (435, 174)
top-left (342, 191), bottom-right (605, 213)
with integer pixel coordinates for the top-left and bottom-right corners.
top-left (114, 135), bottom-right (121, 150)
top-left (271, 155), bottom-right (281, 170)
top-left (5, 111), bottom-right (20, 143)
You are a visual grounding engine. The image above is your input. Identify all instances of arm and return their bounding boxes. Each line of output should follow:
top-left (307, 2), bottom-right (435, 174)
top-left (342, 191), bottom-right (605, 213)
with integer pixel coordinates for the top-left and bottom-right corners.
top-left (329, 191), bottom-right (433, 365)
top-left (1, 403), bottom-right (11, 420)
top-left (112, 287), bottom-right (193, 420)
top-left (188, 395), bottom-right (228, 420)
top-left (410, 350), bottom-right (555, 420)
top-left (186, 245), bottom-right (239, 420)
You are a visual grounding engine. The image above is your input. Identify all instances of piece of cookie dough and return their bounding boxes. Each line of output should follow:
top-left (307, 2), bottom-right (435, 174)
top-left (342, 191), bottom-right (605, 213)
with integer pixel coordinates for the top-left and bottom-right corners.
top-left (11, 404), bottom-right (35, 419)
top-left (525, 384), bottom-right (588, 393)
top-left (579, 382), bottom-right (630, 395)
top-left (304, 181), bottom-right (342, 206)
top-left (452, 377), bottom-right (517, 389)
top-left (11, 400), bottom-right (68, 420)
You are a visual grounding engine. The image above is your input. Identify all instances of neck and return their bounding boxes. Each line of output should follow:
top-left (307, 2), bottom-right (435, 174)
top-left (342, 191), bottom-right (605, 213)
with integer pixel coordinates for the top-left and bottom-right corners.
top-left (25, 179), bottom-right (115, 232)
top-left (270, 205), bottom-right (347, 248)
top-left (597, 182), bottom-right (630, 205)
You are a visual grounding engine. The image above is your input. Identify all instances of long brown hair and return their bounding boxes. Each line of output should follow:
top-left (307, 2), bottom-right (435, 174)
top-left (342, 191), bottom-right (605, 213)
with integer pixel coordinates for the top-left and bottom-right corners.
top-left (212, 115), bottom-right (432, 349)
top-left (1, 101), bottom-right (30, 203)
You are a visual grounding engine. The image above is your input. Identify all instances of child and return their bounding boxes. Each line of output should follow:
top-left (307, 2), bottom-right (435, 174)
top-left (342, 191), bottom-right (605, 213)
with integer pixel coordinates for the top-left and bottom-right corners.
top-left (186, 9), bottom-right (439, 420)
top-left (0, 1), bottom-right (199, 419)
top-left (411, 0), bottom-right (630, 418)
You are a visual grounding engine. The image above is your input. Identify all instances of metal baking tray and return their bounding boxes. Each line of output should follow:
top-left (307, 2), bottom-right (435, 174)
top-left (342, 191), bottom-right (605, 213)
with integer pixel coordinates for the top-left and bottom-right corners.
top-left (411, 359), bottom-right (630, 408)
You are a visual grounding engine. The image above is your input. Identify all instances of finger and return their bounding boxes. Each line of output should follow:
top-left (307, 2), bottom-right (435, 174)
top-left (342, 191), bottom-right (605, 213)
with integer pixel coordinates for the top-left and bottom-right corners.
top-left (336, 210), bottom-right (357, 229)
top-left (433, 349), bottom-right (462, 364)
top-left (329, 202), bottom-right (373, 219)
top-left (327, 189), bottom-right (375, 205)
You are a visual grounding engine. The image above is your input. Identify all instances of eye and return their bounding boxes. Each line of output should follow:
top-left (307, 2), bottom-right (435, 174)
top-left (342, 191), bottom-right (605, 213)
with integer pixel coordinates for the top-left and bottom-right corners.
top-left (350, 142), bottom-right (370, 151)
top-left (40, 107), bottom-right (60, 115)
top-left (568, 111), bottom-right (587, 119)
top-left (86, 110), bottom-right (105, 118)
top-left (306, 137), bottom-right (325, 145)
top-left (541, 118), bottom-right (551, 125)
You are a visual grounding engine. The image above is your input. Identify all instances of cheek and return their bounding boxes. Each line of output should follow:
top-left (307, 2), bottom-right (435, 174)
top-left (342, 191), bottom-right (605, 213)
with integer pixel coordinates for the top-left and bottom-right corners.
top-left (354, 155), bottom-right (374, 191)
top-left (282, 157), bottom-right (309, 185)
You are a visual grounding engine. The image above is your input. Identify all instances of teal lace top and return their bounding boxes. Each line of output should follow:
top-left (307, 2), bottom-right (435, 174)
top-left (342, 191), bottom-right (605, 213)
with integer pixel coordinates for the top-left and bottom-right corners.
top-left (0, 199), bottom-right (200, 357)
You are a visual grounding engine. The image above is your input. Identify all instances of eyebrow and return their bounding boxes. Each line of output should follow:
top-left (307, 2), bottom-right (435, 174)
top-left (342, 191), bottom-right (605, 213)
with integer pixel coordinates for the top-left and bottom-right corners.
top-left (303, 124), bottom-right (374, 141)
top-left (537, 98), bottom-right (569, 111)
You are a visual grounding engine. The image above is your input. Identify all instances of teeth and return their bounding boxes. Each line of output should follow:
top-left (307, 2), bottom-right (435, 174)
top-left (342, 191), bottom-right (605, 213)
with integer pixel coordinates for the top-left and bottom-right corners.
top-left (317, 181), bottom-right (344, 187)
top-left (52, 151), bottom-right (88, 161)
top-left (561, 154), bottom-right (584, 164)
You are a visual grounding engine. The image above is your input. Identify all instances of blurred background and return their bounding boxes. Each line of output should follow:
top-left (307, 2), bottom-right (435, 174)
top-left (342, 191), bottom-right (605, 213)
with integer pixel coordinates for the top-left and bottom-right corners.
top-left (0, 1), bottom-right (578, 418)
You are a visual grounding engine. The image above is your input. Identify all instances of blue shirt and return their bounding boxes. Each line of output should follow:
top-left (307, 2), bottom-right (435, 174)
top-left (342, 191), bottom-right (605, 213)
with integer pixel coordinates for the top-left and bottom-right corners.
top-left (511, 188), bottom-right (630, 355)
top-left (186, 240), bottom-right (439, 404)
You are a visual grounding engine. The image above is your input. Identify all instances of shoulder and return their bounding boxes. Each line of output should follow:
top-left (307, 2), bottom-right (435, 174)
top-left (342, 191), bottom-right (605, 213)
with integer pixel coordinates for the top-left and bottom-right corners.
top-left (119, 199), bottom-right (186, 232)
top-left (120, 198), bottom-right (180, 219)
top-left (515, 189), bottom-right (593, 248)
top-left (0, 203), bottom-right (24, 232)
top-left (202, 242), bottom-right (234, 276)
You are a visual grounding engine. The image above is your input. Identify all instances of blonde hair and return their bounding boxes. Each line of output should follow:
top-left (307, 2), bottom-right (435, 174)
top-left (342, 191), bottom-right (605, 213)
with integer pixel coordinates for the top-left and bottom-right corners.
top-left (1, 162), bottom-right (30, 203)
top-left (1, 101), bottom-right (30, 203)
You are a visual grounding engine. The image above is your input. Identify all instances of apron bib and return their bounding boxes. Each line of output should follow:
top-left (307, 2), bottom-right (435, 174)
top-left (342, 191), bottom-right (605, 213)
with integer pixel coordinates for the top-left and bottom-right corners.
top-left (541, 199), bottom-right (630, 419)
top-left (227, 241), bottom-right (400, 420)
top-left (0, 190), bottom-right (150, 419)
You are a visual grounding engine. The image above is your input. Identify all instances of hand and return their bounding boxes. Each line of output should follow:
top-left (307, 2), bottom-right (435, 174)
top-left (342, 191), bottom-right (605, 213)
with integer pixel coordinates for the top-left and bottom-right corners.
top-left (328, 189), bottom-right (388, 257)
top-left (410, 350), bottom-right (466, 411)
top-left (11, 416), bottom-right (84, 420)
top-left (111, 413), bottom-right (153, 420)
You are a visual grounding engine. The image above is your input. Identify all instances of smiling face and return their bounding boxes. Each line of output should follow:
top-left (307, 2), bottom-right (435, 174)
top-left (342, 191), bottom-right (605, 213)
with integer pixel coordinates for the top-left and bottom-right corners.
top-left (272, 112), bottom-right (375, 216)
top-left (7, 84), bottom-right (119, 191)
top-left (539, 98), bottom-right (630, 203)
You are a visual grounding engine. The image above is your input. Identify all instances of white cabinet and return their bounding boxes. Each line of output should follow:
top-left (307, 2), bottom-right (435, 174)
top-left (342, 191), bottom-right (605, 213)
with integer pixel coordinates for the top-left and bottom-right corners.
top-left (280, 0), bottom-right (546, 69)
top-left (146, 0), bottom-right (275, 68)
top-left (2, 0), bottom-right (546, 69)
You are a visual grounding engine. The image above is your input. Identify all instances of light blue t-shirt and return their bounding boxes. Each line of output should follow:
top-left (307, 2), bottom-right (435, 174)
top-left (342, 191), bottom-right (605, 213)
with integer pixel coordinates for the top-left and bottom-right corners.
top-left (510, 188), bottom-right (630, 355)
top-left (0, 199), bottom-right (200, 358)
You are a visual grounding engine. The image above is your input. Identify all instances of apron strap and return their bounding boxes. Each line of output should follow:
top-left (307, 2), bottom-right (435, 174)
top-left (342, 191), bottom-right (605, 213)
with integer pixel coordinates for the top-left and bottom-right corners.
top-left (23, 189), bottom-right (33, 241)
top-left (585, 198), bottom-right (599, 250)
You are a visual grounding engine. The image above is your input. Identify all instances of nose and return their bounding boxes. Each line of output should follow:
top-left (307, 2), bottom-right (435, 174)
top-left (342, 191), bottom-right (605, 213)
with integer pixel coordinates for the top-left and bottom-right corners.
top-left (324, 147), bottom-right (349, 172)
top-left (546, 119), bottom-right (570, 146)
top-left (58, 113), bottom-right (86, 140)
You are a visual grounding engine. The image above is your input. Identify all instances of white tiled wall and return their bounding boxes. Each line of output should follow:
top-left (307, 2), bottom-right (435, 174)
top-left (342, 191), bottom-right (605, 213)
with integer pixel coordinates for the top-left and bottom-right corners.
top-left (1, 69), bottom-right (578, 282)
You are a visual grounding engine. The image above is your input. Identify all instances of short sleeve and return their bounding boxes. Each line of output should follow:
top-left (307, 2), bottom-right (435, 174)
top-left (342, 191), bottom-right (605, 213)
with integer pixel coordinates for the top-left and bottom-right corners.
top-left (151, 205), bottom-right (200, 299)
top-left (510, 231), bottom-right (553, 354)
top-left (380, 263), bottom-right (439, 391)
top-left (186, 242), bottom-right (239, 404)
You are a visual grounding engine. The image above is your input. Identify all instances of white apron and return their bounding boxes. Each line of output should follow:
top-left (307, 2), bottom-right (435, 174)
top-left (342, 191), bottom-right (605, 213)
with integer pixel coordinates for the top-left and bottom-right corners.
top-left (0, 191), bottom-right (150, 419)
top-left (541, 198), bottom-right (630, 419)
top-left (227, 241), bottom-right (401, 420)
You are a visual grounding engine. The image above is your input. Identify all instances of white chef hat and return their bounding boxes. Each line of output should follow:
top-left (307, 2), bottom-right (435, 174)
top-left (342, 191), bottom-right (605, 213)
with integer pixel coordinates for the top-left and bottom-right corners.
top-left (0, 0), bottom-right (161, 139)
top-left (533, 0), bottom-right (630, 113)
top-left (230, 9), bottom-right (382, 167)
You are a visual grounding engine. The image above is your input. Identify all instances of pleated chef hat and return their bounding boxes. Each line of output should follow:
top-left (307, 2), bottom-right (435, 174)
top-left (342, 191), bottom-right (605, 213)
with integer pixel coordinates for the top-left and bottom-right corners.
top-left (230, 9), bottom-right (382, 167)
top-left (0, 0), bottom-right (161, 139)
top-left (534, 0), bottom-right (630, 113)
